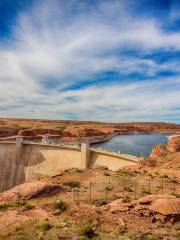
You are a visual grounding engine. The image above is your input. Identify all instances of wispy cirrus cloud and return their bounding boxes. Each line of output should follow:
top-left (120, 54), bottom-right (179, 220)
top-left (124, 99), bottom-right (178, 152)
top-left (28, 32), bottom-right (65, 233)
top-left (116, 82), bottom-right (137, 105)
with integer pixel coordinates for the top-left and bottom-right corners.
top-left (0, 0), bottom-right (180, 122)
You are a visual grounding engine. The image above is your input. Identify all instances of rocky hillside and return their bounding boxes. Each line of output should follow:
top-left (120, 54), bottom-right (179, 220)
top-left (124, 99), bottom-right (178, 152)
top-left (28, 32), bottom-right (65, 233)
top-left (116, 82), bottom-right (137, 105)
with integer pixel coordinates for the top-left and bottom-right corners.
top-left (0, 118), bottom-right (180, 144)
top-left (0, 166), bottom-right (179, 240)
top-left (138, 134), bottom-right (180, 170)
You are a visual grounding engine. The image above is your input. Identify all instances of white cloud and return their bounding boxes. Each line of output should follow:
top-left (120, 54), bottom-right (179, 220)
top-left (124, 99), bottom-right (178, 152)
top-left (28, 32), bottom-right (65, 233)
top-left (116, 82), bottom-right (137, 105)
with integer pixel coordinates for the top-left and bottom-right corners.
top-left (0, 0), bottom-right (180, 122)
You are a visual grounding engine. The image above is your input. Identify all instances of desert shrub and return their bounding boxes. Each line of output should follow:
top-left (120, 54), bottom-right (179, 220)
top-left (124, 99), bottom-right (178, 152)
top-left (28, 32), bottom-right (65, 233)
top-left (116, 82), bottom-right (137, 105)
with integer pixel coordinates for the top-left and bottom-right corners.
top-left (163, 174), bottom-right (169, 178)
top-left (21, 204), bottom-right (35, 212)
top-left (117, 169), bottom-right (133, 176)
top-left (54, 199), bottom-right (68, 212)
top-left (75, 169), bottom-right (84, 173)
top-left (171, 192), bottom-right (180, 198)
top-left (79, 223), bottom-right (96, 238)
top-left (106, 186), bottom-right (113, 191)
top-left (93, 200), bottom-right (108, 207)
top-left (142, 190), bottom-right (151, 195)
top-left (0, 203), bottom-right (11, 211)
top-left (124, 186), bottom-right (134, 192)
top-left (118, 225), bottom-right (126, 234)
top-left (10, 234), bottom-right (31, 240)
top-left (171, 178), bottom-right (178, 184)
top-left (122, 196), bottom-right (130, 203)
top-left (15, 200), bottom-right (26, 207)
top-left (104, 172), bottom-right (110, 176)
top-left (37, 219), bottom-right (52, 232)
top-left (63, 181), bottom-right (81, 188)
top-left (0, 203), bottom-right (12, 211)
top-left (130, 232), bottom-right (164, 240)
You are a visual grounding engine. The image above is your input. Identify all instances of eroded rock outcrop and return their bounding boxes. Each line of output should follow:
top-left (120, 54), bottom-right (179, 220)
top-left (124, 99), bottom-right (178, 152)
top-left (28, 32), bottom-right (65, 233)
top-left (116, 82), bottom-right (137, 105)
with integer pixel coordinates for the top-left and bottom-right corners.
top-left (150, 143), bottom-right (168, 158)
top-left (103, 195), bottom-right (180, 223)
top-left (167, 135), bottom-right (180, 152)
top-left (0, 181), bottom-right (65, 201)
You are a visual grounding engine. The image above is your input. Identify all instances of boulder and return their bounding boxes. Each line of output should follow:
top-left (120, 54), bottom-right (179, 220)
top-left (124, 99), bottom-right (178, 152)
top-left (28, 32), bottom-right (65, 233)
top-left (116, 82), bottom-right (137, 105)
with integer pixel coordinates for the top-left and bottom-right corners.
top-left (104, 199), bottom-right (131, 213)
top-left (133, 194), bottom-right (175, 205)
top-left (0, 181), bottom-right (65, 201)
top-left (149, 198), bottom-right (180, 216)
top-left (132, 195), bottom-right (180, 223)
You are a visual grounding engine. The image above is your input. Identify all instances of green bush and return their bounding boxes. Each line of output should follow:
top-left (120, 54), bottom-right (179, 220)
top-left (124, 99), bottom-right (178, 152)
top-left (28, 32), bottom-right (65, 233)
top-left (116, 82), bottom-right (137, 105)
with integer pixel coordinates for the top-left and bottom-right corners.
top-left (54, 199), bottom-right (68, 212)
top-left (171, 192), bottom-right (180, 198)
top-left (37, 219), bottom-right (52, 232)
top-left (0, 203), bottom-right (11, 211)
top-left (15, 200), bottom-right (26, 207)
top-left (80, 223), bottom-right (96, 238)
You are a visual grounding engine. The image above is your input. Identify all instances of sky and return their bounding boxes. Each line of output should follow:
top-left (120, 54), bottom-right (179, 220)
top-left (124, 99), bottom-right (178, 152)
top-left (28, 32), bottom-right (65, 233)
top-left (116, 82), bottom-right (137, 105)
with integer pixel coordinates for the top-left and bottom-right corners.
top-left (0, 0), bottom-right (180, 122)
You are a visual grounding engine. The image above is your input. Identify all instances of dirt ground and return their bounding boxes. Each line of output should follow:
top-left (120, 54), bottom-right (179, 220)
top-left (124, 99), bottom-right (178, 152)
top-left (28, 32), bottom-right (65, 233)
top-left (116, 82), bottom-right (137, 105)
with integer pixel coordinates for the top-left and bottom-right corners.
top-left (0, 167), bottom-right (179, 240)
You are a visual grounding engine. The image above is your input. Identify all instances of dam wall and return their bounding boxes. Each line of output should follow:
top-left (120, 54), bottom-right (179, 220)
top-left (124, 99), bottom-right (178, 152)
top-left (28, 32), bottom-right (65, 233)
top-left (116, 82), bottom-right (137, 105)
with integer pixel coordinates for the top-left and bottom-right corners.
top-left (90, 148), bottom-right (138, 171)
top-left (0, 140), bottom-right (138, 191)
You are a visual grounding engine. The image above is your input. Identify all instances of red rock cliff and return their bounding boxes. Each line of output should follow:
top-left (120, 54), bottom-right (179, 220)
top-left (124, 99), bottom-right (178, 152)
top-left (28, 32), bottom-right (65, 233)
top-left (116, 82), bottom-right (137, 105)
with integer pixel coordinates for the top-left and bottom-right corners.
top-left (167, 135), bottom-right (180, 152)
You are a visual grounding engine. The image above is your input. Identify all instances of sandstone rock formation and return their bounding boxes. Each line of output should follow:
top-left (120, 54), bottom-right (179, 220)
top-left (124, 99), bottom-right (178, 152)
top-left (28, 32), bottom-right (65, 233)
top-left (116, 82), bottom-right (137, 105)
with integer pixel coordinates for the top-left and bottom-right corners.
top-left (150, 143), bottom-right (168, 158)
top-left (1, 118), bottom-right (180, 144)
top-left (103, 195), bottom-right (180, 223)
top-left (104, 199), bottom-right (131, 213)
top-left (0, 181), bottom-right (65, 201)
top-left (167, 135), bottom-right (180, 152)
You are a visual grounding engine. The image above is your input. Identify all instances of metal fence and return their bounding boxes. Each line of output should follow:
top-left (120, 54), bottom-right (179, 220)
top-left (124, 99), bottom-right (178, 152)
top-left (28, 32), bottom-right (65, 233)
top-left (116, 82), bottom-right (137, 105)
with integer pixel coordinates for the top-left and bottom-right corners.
top-left (67, 176), bottom-right (179, 204)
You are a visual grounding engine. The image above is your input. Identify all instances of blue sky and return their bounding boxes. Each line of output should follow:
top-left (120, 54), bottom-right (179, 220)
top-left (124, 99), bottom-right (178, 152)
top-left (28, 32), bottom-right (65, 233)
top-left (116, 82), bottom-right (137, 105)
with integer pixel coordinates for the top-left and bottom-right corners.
top-left (0, 0), bottom-right (180, 122)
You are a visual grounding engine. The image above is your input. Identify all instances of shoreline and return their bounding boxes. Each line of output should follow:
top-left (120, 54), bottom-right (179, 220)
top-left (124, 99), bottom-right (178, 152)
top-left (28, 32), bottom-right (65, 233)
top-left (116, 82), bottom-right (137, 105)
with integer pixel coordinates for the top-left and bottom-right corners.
top-left (88, 131), bottom-right (179, 145)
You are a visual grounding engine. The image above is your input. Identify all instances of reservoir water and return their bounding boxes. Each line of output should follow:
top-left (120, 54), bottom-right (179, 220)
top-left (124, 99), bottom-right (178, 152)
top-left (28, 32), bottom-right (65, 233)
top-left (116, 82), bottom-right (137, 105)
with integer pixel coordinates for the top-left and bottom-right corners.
top-left (92, 134), bottom-right (170, 157)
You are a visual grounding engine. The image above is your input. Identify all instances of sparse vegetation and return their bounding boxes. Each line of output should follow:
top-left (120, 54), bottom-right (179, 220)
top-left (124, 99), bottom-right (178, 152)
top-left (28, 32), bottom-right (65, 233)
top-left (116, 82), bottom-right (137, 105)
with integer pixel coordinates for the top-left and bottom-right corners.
top-left (15, 200), bottom-right (26, 207)
top-left (79, 223), bottom-right (96, 238)
top-left (104, 172), bottom-right (111, 176)
top-left (21, 204), bottom-right (35, 212)
top-left (54, 199), bottom-right (68, 212)
top-left (93, 199), bottom-right (108, 206)
top-left (124, 186), bottom-right (134, 192)
top-left (0, 203), bottom-right (11, 211)
top-left (163, 174), bottom-right (169, 178)
top-left (129, 232), bottom-right (164, 240)
top-left (170, 192), bottom-right (180, 198)
top-left (117, 169), bottom-right (134, 176)
top-left (141, 189), bottom-right (151, 195)
top-left (122, 195), bottom-right (130, 203)
top-left (37, 219), bottom-right (52, 232)
top-left (117, 225), bottom-right (126, 234)
top-left (63, 181), bottom-right (81, 188)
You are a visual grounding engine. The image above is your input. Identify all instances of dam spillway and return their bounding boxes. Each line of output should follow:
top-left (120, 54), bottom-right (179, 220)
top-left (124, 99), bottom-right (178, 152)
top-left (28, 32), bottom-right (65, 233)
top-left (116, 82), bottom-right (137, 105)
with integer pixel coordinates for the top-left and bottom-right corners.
top-left (0, 138), bottom-right (139, 192)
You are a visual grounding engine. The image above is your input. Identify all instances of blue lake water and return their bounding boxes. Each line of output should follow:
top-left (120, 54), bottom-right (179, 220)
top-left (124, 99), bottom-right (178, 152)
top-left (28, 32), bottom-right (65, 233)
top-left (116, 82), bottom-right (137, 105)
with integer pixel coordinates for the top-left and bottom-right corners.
top-left (92, 134), bottom-right (170, 157)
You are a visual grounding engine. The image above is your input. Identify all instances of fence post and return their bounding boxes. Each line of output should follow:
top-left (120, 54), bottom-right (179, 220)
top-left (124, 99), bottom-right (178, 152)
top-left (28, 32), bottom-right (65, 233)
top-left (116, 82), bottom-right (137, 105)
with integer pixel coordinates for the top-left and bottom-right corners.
top-left (37, 176), bottom-right (40, 204)
top-left (89, 181), bottom-right (92, 203)
top-left (105, 182), bottom-right (108, 201)
top-left (134, 177), bottom-right (137, 199)
top-left (148, 179), bottom-right (151, 194)
top-left (161, 177), bottom-right (164, 194)
top-left (173, 177), bottom-right (176, 194)
top-left (122, 176), bottom-right (125, 199)
top-left (73, 187), bottom-right (76, 202)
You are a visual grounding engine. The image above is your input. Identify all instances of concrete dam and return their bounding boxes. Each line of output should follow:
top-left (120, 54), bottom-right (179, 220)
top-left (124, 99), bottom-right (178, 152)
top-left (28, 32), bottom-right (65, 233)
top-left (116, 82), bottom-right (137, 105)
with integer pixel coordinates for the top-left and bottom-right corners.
top-left (0, 138), bottom-right (139, 192)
